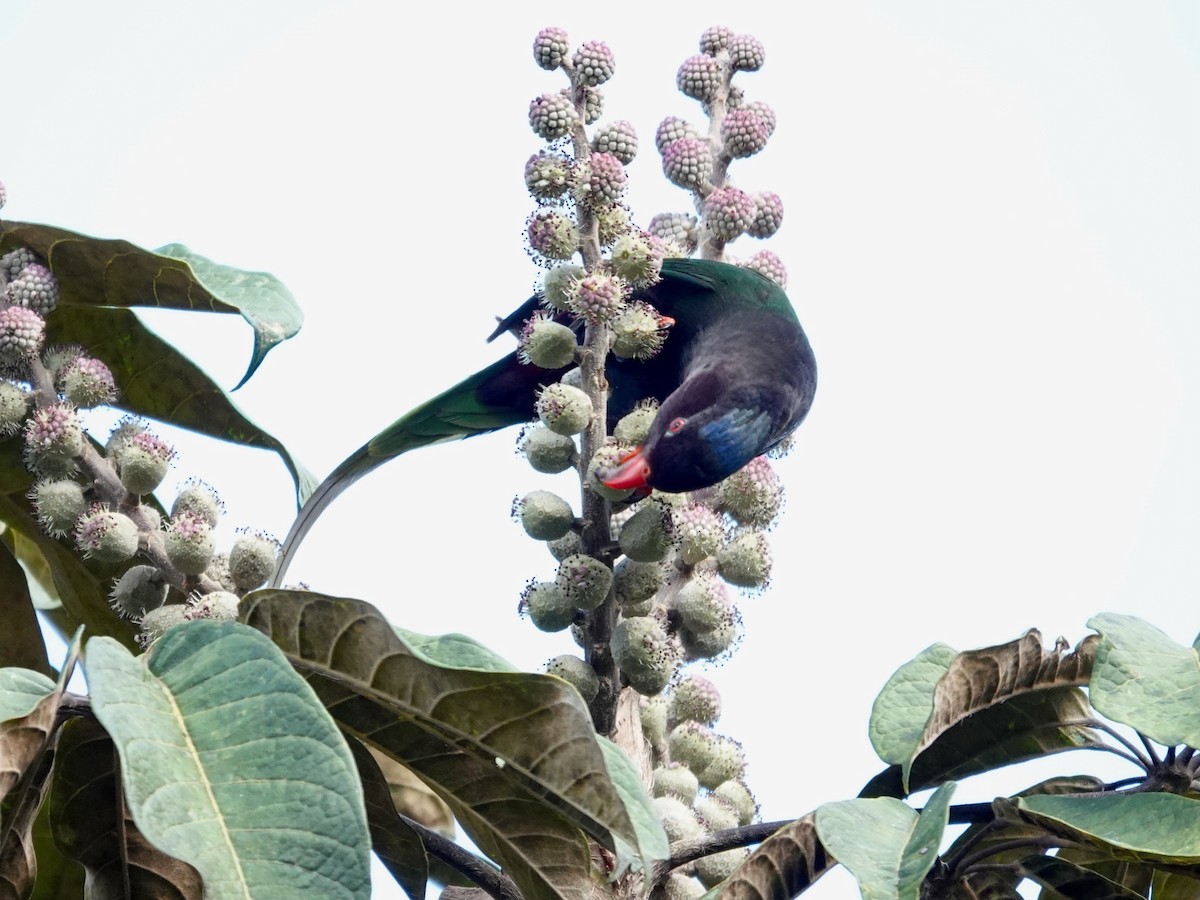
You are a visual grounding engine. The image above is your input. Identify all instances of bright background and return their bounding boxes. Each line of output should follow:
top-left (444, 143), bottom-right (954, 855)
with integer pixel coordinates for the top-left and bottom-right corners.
top-left (4, 2), bottom-right (1198, 897)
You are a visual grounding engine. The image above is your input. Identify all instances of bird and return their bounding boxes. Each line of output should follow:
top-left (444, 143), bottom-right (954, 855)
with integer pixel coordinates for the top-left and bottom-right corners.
top-left (270, 258), bottom-right (816, 585)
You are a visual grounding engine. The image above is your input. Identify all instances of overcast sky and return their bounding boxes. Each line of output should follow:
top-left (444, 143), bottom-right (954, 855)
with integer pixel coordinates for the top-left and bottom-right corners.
top-left (5, 2), bottom-right (1198, 897)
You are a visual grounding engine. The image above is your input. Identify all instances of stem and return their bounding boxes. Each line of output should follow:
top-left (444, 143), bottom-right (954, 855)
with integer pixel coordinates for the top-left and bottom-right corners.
top-left (1139, 732), bottom-right (1162, 766)
top-left (955, 835), bottom-right (1071, 872)
top-left (649, 819), bottom-right (794, 888)
top-left (398, 814), bottom-right (522, 900)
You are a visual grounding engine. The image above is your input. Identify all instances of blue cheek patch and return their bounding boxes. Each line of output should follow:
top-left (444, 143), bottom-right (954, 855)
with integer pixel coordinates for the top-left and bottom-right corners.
top-left (697, 408), bottom-right (772, 475)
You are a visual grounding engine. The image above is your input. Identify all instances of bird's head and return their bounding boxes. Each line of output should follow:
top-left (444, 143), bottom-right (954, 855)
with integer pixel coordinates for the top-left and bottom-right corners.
top-left (599, 369), bottom-right (773, 494)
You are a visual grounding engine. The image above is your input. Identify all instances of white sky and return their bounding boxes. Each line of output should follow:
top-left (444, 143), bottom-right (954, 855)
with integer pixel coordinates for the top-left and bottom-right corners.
top-left (5, 2), bottom-right (1198, 897)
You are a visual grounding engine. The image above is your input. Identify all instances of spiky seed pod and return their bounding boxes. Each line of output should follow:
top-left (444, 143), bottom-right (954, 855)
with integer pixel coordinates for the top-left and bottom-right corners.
top-left (612, 615), bottom-right (676, 696)
top-left (674, 573), bottom-right (733, 635)
top-left (610, 233), bottom-right (665, 288)
top-left (519, 424), bottom-right (576, 474)
top-left (524, 152), bottom-right (570, 201)
top-left (528, 92), bottom-right (578, 140)
top-left (702, 187), bottom-right (757, 241)
top-left (137, 603), bottom-right (189, 649)
top-left (699, 25), bottom-right (734, 55)
top-left (75, 507), bottom-right (139, 563)
top-left (677, 54), bottom-right (725, 103)
top-left (654, 796), bottom-right (705, 843)
top-left (614, 558), bottom-right (663, 608)
top-left (713, 780), bottom-right (757, 825)
top-left (524, 581), bottom-right (576, 632)
top-left (573, 152), bottom-right (627, 208)
top-left (536, 382), bottom-right (593, 436)
top-left (580, 86), bottom-right (604, 124)
top-left (652, 762), bottom-right (700, 802)
top-left (546, 654), bottom-right (600, 702)
top-left (539, 265), bottom-right (584, 312)
top-left (527, 209), bottom-right (580, 262)
top-left (117, 432), bottom-right (174, 495)
top-left (654, 117), bottom-right (701, 154)
top-left (7, 264), bottom-right (60, 315)
top-left (533, 26), bottom-right (569, 70)
top-left (694, 793), bottom-right (739, 832)
top-left (0, 381), bottom-right (29, 435)
top-left (729, 33), bottom-right (766, 71)
top-left (110, 565), bottom-right (169, 619)
top-left (595, 204), bottom-right (632, 247)
top-left (572, 40), bottom-right (615, 86)
top-left (171, 479), bottom-right (223, 527)
top-left (184, 590), bottom-right (241, 621)
top-left (679, 615), bottom-right (738, 661)
top-left (695, 848), bottom-right (750, 888)
top-left (0, 306), bottom-right (46, 366)
top-left (668, 721), bottom-right (719, 772)
top-left (30, 479), bottom-right (87, 538)
top-left (743, 100), bottom-right (777, 135)
top-left (670, 674), bottom-right (722, 726)
top-left (24, 404), bottom-right (83, 475)
top-left (205, 552), bottom-right (238, 593)
top-left (661, 138), bottom-right (714, 190)
top-left (665, 874), bottom-right (706, 900)
top-left (640, 694), bottom-right (671, 747)
top-left (613, 399), bottom-right (659, 446)
top-left (610, 302), bottom-right (670, 360)
top-left (592, 120), bottom-right (637, 164)
top-left (743, 249), bottom-right (787, 288)
top-left (747, 191), bottom-right (785, 239)
top-left (566, 270), bottom-right (626, 324)
top-left (721, 108), bottom-right (771, 159)
top-left (518, 490), bottom-right (575, 541)
top-left (717, 531), bottom-right (772, 587)
top-left (105, 417), bottom-right (148, 460)
top-left (1, 248), bottom-right (37, 281)
top-left (674, 503), bottom-right (726, 564)
top-left (556, 553), bottom-right (612, 610)
top-left (719, 457), bottom-right (784, 527)
top-left (647, 212), bottom-right (700, 258)
top-left (164, 511), bottom-right (215, 576)
top-left (698, 735), bottom-right (746, 789)
top-left (228, 531), bottom-right (279, 591)
top-left (619, 503), bottom-right (672, 562)
top-left (59, 356), bottom-right (117, 408)
top-left (546, 530), bottom-right (584, 562)
top-left (519, 314), bottom-right (577, 369)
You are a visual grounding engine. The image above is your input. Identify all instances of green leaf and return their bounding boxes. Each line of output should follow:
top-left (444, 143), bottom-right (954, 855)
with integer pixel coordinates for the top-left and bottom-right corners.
top-left (1087, 613), bottom-right (1200, 747)
top-left (393, 628), bottom-right (520, 673)
top-left (1151, 869), bottom-right (1200, 899)
top-left (85, 621), bottom-right (371, 899)
top-left (1050, 846), bottom-right (1153, 897)
top-left (49, 716), bottom-right (204, 899)
top-left (869, 643), bottom-right (958, 765)
top-left (1017, 854), bottom-right (1148, 898)
top-left (596, 737), bottom-right (670, 872)
top-left (155, 243), bottom-right (302, 388)
top-left (719, 814), bottom-right (835, 900)
top-left (1017, 793), bottom-right (1200, 864)
top-left (0, 537), bottom-right (52, 675)
top-left (0, 221), bottom-right (302, 388)
top-left (815, 783), bottom-right (955, 900)
top-left (0, 667), bottom-right (55, 723)
top-left (346, 737), bottom-right (428, 900)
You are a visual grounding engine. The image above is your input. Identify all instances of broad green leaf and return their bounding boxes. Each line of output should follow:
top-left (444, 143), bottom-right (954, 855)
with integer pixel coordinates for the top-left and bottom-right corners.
top-left (1018, 854), bottom-right (1147, 898)
top-left (1049, 846), bottom-right (1153, 897)
top-left (86, 621), bottom-right (371, 900)
top-left (869, 643), bottom-right (957, 765)
top-left (240, 590), bottom-right (638, 855)
top-left (1017, 793), bottom-right (1200, 864)
top-left (0, 537), bottom-right (52, 675)
top-left (0, 221), bottom-right (302, 388)
top-left (1087, 613), bottom-right (1200, 747)
top-left (597, 736), bottom-right (670, 872)
top-left (49, 716), bottom-right (204, 899)
top-left (347, 738), bottom-right (428, 900)
top-left (393, 628), bottom-right (520, 673)
top-left (0, 668), bottom-right (55, 724)
top-left (28, 784), bottom-right (87, 900)
top-left (1151, 869), bottom-right (1200, 899)
top-left (815, 782), bottom-right (954, 900)
top-left (720, 815), bottom-right (835, 900)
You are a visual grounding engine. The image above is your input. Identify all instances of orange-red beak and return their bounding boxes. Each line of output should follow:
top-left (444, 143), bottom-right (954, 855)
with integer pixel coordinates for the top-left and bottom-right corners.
top-left (599, 446), bottom-right (653, 490)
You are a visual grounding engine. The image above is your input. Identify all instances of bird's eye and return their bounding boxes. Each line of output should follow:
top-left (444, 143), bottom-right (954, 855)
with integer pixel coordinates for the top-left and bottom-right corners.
top-left (667, 417), bottom-right (687, 434)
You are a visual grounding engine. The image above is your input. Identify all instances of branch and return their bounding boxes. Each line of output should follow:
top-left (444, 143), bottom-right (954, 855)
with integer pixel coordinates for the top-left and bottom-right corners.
top-left (397, 814), bottom-right (523, 900)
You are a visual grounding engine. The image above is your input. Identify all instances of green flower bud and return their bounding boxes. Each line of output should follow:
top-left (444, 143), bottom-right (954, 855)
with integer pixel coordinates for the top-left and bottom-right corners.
top-left (60, 357), bottom-right (117, 408)
top-left (674, 503), bottom-right (725, 564)
top-left (674, 574), bottom-right (732, 635)
top-left (640, 694), bottom-right (670, 747)
top-left (75, 507), bottom-right (139, 563)
top-left (171, 480), bottom-right (223, 527)
top-left (185, 590), bottom-right (241, 621)
top-left (0, 381), bottom-right (30, 435)
top-left (668, 721), bottom-right (718, 773)
top-left (137, 603), bottom-right (189, 649)
top-left (695, 848), bottom-right (749, 888)
top-left (716, 531), bottom-right (772, 587)
top-left (540, 265), bottom-right (585, 312)
top-left (664, 874), bottom-right (705, 900)
top-left (653, 796), bottom-right (704, 842)
top-left (556, 553), bottom-right (612, 610)
top-left (546, 530), bottom-right (583, 561)
top-left (518, 490), bottom-right (575, 541)
top-left (612, 615), bottom-right (676, 696)
top-left (117, 432), bottom-right (174, 495)
top-left (694, 794), bottom-right (738, 832)
top-left (585, 441), bottom-right (636, 501)
top-left (536, 382), bottom-right (593, 436)
top-left (109, 565), bottom-right (169, 619)
top-left (204, 552), bottom-right (238, 593)
top-left (712, 780), bottom-right (757, 826)
top-left (24, 404), bottom-right (83, 475)
top-left (670, 675), bottom-right (721, 726)
top-left (718, 457), bottom-right (783, 528)
top-left (228, 531), bottom-right (279, 591)
top-left (698, 735), bottom-right (746, 789)
top-left (652, 762), bottom-right (699, 801)
top-left (519, 424), bottom-right (576, 474)
top-left (524, 581), bottom-right (575, 632)
top-left (679, 614), bottom-right (739, 661)
top-left (614, 558), bottom-right (662, 607)
top-left (30, 479), bottom-right (86, 538)
top-left (164, 512), bottom-right (215, 576)
top-left (618, 503), bottom-right (671, 562)
top-left (519, 314), bottom-right (578, 369)
top-left (610, 301), bottom-right (668, 360)
top-left (546, 654), bottom-right (599, 703)
top-left (613, 399), bottom-right (658, 445)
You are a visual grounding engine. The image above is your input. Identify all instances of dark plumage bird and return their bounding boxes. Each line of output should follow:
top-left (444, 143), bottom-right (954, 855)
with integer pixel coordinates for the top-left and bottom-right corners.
top-left (271, 259), bottom-right (816, 584)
